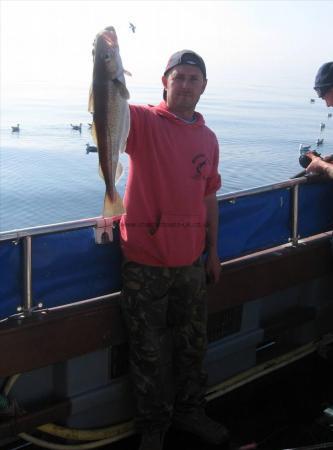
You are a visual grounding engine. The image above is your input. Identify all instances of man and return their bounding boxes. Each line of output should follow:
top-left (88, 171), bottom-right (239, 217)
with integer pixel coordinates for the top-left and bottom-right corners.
top-left (119, 50), bottom-right (228, 450)
top-left (306, 61), bottom-right (333, 177)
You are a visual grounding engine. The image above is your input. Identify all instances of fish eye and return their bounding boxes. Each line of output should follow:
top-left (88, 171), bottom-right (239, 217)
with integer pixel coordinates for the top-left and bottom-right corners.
top-left (102, 52), bottom-right (111, 61)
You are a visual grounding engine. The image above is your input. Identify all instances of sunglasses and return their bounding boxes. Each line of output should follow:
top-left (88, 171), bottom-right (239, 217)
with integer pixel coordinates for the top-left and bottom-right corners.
top-left (315, 86), bottom-right (332, 98)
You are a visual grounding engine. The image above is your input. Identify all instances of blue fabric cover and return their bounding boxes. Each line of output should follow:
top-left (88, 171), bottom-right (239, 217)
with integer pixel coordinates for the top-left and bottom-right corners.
top-left (298, 181), bottom-right (333, 238)
top-left (0, 240), bottom-right (22, 319)
top-left (32, 227), bottom-right (122, 309)
top-left (1, 181), bottom-right (332, 318)
top-left (218, 188), bottom-right (291, 260)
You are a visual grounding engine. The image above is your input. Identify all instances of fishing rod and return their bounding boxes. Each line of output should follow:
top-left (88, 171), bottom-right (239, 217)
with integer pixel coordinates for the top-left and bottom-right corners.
top-left (282, 442), bottom-right (333, 450)
top-left (291, 150), bottom-right (333, 179)
top-left (233, 441), bottom-right (333, 450)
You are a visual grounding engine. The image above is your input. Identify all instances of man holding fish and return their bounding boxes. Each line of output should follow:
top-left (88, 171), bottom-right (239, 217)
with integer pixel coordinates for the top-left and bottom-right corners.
top-left (90, 27), bottom-right (228, 450)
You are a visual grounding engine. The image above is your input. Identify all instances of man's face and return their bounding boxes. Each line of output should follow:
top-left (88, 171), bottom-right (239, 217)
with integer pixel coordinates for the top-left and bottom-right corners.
top-left (322, 87), bottom-right (333, 107)
top-left (162, 65), bottom-right (207, 113)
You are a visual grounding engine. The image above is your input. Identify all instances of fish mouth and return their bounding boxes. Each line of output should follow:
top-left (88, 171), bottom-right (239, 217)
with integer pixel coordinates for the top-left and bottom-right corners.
top-left (105, 26), bottom-right (116, 33)
top-left (102, 32), bottom-right (118, 48)
top-left (104, 26), bottom-right (117, 44)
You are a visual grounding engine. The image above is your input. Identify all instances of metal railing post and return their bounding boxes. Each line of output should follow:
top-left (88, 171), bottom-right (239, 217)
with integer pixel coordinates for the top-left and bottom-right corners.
top-left (291, 184), bottom-right (300, 246)
top-left (23, 235), bottom-right (33, 313)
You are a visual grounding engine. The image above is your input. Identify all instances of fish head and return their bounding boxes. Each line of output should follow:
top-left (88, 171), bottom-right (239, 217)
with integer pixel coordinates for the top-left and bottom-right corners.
top-left (93, 26), bottom-right (124, 82)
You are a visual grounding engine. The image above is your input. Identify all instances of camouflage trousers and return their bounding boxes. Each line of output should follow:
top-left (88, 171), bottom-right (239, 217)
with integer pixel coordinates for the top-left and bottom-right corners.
top-left (120, 259), bottom-right (208, 433)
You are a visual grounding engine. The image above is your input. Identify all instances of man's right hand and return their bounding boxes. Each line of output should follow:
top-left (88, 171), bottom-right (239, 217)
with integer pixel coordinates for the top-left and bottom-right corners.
top-left (306, 151), bottom-right (333, 177)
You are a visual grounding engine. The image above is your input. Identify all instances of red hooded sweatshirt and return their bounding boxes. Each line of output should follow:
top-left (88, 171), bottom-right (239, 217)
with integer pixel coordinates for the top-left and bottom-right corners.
top-left (119, 101), bottom-right (221, 267)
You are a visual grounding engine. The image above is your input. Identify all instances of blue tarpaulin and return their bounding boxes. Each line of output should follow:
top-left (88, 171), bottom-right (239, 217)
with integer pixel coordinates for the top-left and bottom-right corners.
top-left (298, 181), bottom-right (333, 238)
top-left (218, 188), bottom-right (291, 260)
top-left (1, 180), bottom-right (332, 319)
top-left (32, 227), bottom-right (122, 309)
top-left (0, 240), bottom-right (22, 319)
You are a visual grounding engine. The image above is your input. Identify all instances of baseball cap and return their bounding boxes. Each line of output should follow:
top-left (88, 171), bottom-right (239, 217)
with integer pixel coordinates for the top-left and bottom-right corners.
top-left (163, 50), bottom-right (206, 100)
top-left (164, 50), bottom-right (207, 79)
top-left (314, 61), bottom-right (333, 98)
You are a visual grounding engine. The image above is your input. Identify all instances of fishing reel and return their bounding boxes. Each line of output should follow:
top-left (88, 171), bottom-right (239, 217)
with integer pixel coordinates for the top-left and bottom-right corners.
top-left (299, 146), bottom-right (322, 169)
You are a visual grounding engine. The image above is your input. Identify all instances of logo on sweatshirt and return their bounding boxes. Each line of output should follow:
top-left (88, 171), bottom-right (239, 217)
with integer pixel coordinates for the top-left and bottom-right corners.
top-left (191, 153), bottom-right (210, 180)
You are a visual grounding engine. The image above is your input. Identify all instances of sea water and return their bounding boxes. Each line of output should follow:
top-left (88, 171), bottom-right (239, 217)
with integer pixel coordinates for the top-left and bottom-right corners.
top-left (0, 81), bottom-right (332, 232)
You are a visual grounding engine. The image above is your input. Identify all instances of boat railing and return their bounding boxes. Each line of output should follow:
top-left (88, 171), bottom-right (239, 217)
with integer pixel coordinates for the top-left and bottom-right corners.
top-left (0, 175), bottom-right (308, 242)
top-left (217, 176), bottom-right (308, 247)
top-left (1, 175), bottom-right (332, 321)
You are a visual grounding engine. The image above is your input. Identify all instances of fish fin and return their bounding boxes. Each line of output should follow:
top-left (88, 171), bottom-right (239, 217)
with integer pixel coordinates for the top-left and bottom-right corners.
top-left (114, 79), bottom-right (130, 100)
top-left (88, 85), bottom-right (94, 113)
top-left (98, 164), bottom-right (104, 179)
top-left (91, 122), bottom-right (98, 145)
top-left (124, 69), bottom-right (132, 77)
top-left (103, 190), bottom-right (125, 217)
top-left (119, 105), bottom-right (130, 154)
top-left (115, 161), bottom-right (124, 184)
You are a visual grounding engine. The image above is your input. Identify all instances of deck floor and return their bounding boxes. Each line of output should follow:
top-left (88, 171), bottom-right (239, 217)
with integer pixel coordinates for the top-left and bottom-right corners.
top-left (114, 351), bottom-right (333, 450)
top-left (5, 352), bottom-right (333, 450)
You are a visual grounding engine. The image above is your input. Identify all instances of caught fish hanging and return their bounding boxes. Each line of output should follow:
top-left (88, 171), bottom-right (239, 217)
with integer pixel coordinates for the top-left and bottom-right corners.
top-left (88, 26), bottom-right (130, 217)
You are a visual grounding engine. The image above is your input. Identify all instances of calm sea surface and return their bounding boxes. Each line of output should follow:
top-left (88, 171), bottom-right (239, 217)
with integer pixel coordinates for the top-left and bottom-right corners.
top-left (1, 81), bottom-right (332, 232)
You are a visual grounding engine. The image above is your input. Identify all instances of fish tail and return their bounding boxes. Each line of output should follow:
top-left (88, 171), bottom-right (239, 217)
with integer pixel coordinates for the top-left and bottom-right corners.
top-left (103, 190), bottom-right (125, 217)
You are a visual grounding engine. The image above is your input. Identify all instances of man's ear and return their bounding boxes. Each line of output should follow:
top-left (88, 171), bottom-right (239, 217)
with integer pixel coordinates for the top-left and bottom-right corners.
top-left (201, 79), bottom-right (208, 95)
top-left (162, 75), bottom-right (168, 89)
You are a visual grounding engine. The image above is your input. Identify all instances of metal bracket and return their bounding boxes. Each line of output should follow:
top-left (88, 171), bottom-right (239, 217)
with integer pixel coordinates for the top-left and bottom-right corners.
top-left (94, 218), bottom-right (115, 244)
top-left (16, 302), bottom-right (48, 320)
top-left (0, 302), bottom-right (48, 325)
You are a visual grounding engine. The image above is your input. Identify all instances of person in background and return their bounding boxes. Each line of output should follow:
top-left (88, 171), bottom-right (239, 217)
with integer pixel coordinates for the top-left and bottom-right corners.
top-left (306, 62), bottom-right (333, 178)
top-left (119, 50), bottom-right (229, 450)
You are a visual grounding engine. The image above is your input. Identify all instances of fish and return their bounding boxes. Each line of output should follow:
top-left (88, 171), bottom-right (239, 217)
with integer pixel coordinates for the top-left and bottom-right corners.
top-left (88, 26), bottom-right (130, 217)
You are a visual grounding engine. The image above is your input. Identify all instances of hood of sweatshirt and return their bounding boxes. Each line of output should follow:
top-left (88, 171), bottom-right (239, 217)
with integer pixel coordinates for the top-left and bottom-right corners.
top-left (152, 101), bottom-right (205, 127)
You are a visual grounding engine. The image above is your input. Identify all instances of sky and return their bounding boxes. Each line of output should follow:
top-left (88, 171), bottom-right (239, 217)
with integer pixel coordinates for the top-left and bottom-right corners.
top-left (0, 0), bottom-right (332, 95)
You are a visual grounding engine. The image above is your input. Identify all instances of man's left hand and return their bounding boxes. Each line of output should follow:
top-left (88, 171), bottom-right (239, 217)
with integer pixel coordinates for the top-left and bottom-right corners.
top-left (205, 251), bottom-right (221, 284)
